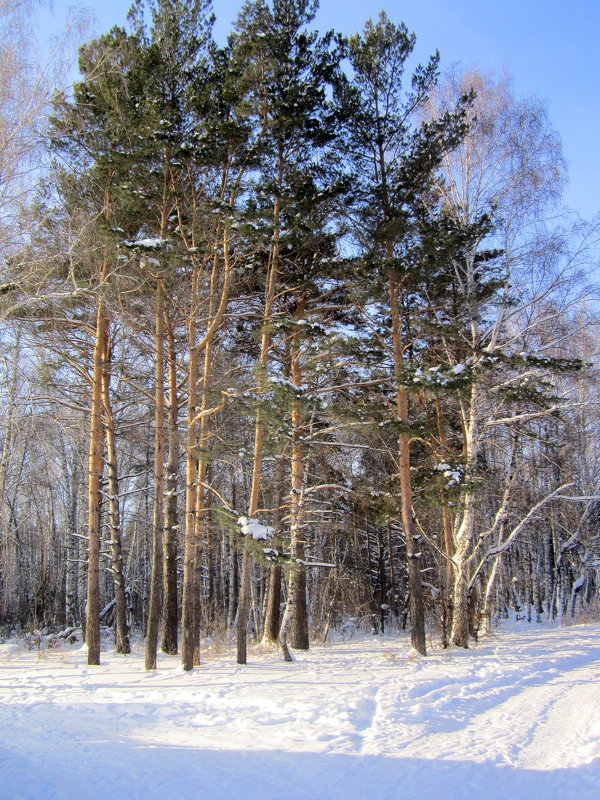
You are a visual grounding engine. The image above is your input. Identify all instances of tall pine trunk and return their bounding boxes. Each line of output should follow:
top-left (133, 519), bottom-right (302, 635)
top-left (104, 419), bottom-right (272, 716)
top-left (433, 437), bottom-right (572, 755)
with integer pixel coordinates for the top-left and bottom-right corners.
top-left (101, 336), bottom-right (130, 656)
top-left (236, 186), bottom-right (281, 664)
top-left (435, 398), bottom-right (455, 646)
top-left (181, 268), bottom-right (200, 671)
top-left (145, 282), bottom-right (166, 669)
top-left (161, 317), bottom-right (179, 654)
top-left (181, 228), bottom-right (232, 670)
top-left (261, 455), bottom-right (286, 645)
top-left (280, 305), bottom-right (309, 650)
top-left (86, 297), bottom-right (107, 666)
top-left (388, 272), bottom-right (426, 656)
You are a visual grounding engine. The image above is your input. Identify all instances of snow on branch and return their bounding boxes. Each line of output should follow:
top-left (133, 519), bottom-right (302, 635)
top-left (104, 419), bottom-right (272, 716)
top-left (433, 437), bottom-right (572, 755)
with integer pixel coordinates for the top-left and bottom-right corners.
top-left (555, 484), bottom-right (600, 557)
top-left (303, 484), bottom-right (354, 495)
top-left (469, 482), bottom-right (580, 588)
top-left (486, 482), bottom-right (574, 557)
top-left (484, 402), bottom-right (600, 428)
top-left (122, 238), bottom-right (169, 250)
top-left (237, 516), bottom-right (275, 540)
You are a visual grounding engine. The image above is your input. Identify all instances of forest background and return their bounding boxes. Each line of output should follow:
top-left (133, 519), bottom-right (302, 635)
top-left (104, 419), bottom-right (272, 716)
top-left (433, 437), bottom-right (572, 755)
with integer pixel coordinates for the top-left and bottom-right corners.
top-left (0, 0), bottom-right (599, 670)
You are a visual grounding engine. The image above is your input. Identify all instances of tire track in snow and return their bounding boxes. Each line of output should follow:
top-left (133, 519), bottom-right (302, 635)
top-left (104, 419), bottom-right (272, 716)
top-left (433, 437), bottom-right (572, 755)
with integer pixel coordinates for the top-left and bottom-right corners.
top-left (518, 657), bottom-right (600, 771)
top-left (357, 626), bottom-right (600, 767)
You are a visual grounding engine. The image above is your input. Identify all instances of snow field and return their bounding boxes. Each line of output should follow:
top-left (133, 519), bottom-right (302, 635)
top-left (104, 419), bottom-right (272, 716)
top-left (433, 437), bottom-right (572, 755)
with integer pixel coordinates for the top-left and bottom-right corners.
top-left (1, 623), bottom-right (599, 799)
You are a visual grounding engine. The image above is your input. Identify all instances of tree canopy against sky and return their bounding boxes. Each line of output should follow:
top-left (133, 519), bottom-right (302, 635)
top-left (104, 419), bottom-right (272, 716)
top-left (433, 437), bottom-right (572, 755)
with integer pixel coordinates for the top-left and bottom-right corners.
top-left (36, 0), bottom-right (600, 222)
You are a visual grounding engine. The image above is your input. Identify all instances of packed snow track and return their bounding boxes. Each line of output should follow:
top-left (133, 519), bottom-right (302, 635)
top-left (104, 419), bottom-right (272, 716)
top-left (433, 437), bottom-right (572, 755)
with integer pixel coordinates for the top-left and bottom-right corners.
top-left (1, 622), bottom-right (599, 799)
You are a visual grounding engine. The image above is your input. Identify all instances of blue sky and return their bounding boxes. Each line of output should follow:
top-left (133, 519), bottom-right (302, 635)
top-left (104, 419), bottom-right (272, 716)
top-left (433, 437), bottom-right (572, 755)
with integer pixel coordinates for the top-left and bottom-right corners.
top-left (36, 0), bottom-right (600, 220)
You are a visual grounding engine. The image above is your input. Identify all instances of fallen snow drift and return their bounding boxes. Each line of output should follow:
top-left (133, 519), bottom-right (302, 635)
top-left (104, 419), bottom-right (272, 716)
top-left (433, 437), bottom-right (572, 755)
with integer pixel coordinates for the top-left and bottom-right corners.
top-left (1, 623), bottom-right (599, 800)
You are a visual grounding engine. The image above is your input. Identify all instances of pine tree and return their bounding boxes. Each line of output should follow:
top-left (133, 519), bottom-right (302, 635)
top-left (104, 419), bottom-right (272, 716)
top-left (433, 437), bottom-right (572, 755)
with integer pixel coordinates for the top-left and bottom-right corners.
top-left (228, 0), bottom-right (343, 661)
top-left (49, 26), bottom-right (148, 663)
top-left (334, 13), bottom-right (469, 655)
top-left (125, 0), bottom-right (218, 670)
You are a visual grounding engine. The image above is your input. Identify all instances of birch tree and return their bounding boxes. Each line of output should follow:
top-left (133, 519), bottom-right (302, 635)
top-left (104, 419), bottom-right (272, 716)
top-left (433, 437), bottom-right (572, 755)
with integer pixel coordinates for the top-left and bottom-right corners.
top-left (425, 70), bottom-right (588, 646)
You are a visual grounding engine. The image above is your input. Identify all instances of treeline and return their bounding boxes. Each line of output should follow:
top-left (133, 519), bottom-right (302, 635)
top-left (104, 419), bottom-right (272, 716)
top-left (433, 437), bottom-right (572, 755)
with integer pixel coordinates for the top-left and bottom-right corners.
top-left (0, 0), bottom-right (599, 667)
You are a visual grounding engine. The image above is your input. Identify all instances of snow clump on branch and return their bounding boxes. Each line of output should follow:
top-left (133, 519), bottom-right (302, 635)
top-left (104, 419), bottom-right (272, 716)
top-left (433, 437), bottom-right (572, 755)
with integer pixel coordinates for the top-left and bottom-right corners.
top-left (237, 516), bottom-right (275, 540)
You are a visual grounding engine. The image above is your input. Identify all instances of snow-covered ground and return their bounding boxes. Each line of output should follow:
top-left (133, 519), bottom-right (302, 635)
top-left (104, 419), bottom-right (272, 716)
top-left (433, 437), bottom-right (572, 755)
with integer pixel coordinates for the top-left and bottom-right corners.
top-left (1, 622), bottom-right (599, 800)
